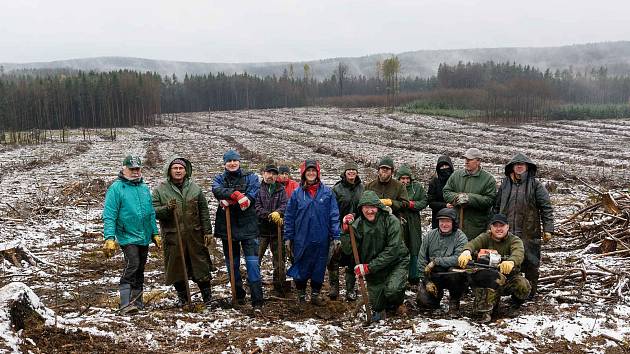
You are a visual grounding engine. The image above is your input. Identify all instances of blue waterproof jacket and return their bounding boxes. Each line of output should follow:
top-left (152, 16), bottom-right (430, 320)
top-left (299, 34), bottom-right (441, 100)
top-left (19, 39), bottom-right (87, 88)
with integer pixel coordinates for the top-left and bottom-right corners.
top-left (103, 173), bottom-right (158, 246)
top-left (284, 183), bottom-right (340, 283)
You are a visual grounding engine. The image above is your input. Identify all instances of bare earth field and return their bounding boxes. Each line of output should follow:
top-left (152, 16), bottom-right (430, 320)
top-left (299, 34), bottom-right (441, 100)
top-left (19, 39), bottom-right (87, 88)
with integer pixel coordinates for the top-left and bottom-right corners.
top-left (1, 107), bottom-right (629, 353)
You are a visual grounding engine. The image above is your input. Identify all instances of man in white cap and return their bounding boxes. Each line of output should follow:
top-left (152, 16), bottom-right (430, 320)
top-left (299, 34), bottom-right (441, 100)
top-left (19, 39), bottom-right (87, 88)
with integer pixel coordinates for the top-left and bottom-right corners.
top-left (443, 148), bottom-right (497, 240)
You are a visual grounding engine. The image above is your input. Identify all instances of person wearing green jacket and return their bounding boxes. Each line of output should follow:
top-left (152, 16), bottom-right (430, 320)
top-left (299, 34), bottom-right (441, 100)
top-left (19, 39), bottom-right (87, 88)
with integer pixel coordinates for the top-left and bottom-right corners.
top-left (457, 214), bottom-right (531, 323)
top-left (152, 157), bottom-right (214, 308)
top-left (329, 161), bottom-right (364, 301)
top-left (395, 164), bottom-right (428, 285)
top-left (365, 156), bottom-right (409, 219)
top-left (443, 148), bottom-right (497, 240)
top-left (416, 208), bottom-right (468, 316)
top-left (347, 190), bottom-right (410, 321)
top-left (102, 155), bottom-right (160, 314)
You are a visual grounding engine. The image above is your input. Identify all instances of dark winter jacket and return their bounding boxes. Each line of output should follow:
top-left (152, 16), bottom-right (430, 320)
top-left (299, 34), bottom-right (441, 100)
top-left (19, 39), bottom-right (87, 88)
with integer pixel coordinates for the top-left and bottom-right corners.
top-left (494, 153), bottom-right (554, 240)
top-left (350, 191), bottom-right (409, 284)
top-left (284, 161), bottom-right (340, 283)
top-left (255, 181), bottom-right (287, 236)
top-left (333, 174), bottom-right (365, 255)
top-left (152, 157), bottom-right (212, 284)
top-left (443, 167), bottom-right (497, 240)
top-left (427, 155), bottom-right (454, 228)
top-left (365, 176), bottom-right (409, 217)
top-left (418, 227), bottom-right (467, 280)
top-left (212, 168), bottom-right (260, 240)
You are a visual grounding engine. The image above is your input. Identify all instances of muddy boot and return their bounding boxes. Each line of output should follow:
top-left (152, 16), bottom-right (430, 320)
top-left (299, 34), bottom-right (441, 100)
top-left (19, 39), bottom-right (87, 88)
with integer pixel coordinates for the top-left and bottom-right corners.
top-left (250, 281), bottom-right (264, 308)
top-left (236, 286), bottom-right (247, 305)
top-left (507, 297), bottom-right (524, 317)
top-left (345, 273), bottom-right (357, 302)
top-left (119, 284), bottom-right (138, 315)
top-left (447, 299), bottom-right (460, 318)
top-left (131, 287), bottom-right (144, 311)
top-left (297, 288), bottom-right (307, 303)
top-left (311, 290), bottom-right (325, 306)
top-left (199, 282), bottom-right (212, 308)
top-left (372, 310), bottom-right (385, 322)
top-left (473, 288), bottom-right (494, 323)
top-left (396, 303), bottom-right (408, 317)
top-left (328, 268), bottom-right (339, 300)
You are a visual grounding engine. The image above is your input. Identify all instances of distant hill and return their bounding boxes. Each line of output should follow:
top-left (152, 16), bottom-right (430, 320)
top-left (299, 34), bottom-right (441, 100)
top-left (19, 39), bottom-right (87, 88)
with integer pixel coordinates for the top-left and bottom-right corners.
top-left (3, 41), bottom-right (630, 80)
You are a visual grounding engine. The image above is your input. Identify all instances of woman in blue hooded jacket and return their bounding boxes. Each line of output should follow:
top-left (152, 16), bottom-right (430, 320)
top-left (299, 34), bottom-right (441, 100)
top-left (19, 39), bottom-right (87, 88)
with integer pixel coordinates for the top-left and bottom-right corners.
top-left (284, 159), bottom-right (340, 305)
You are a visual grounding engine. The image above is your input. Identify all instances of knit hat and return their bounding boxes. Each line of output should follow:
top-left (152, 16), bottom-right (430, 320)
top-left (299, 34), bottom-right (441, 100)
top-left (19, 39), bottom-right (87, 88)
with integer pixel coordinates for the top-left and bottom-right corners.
top-left (223, 149), bottom-right (241, 163)
top-left (170, 159), bottom-right (186, 168)
top-left (343, 161), bottom-right (359, 172)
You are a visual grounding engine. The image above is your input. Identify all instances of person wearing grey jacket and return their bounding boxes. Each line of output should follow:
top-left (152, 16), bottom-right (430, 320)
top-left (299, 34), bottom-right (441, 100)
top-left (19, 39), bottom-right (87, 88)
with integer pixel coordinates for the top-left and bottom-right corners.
top-left (416, 208), bottom-right (468, 316)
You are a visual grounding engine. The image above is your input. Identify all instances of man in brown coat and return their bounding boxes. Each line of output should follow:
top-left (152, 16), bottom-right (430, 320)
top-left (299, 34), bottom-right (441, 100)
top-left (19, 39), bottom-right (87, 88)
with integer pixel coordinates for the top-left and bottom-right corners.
top-left (364, 156), bottom-right (409, 219)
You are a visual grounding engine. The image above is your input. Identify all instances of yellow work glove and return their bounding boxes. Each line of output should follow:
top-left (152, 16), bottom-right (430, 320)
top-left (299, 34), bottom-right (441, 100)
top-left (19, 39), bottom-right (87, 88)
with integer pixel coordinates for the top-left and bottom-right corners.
top-left (424, 261), bottom-right (435, 276)
top-left (152, 234), bottom-right (162, 250)
top-left (103, 239), bottom-right (117, 257)
top-left (458, 250), bottom-right (472, 269)
top-left (167, 199), bottom-right (177, 210)
top-left (499, 260), bottom-right (515, 275)
top-left (379, 198), bottom-right (393, 207)
top-left (269, 211), bottom-right (283, 225)
top-left (425, 281), bottom-right (438, 297)
top-left (543, 232), bottom-right (553, 243)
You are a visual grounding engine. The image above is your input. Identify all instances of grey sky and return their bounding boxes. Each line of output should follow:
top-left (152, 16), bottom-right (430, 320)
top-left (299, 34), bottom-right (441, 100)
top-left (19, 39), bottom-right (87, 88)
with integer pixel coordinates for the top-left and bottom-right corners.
top-left (1, 0), bottom-right (628, 63)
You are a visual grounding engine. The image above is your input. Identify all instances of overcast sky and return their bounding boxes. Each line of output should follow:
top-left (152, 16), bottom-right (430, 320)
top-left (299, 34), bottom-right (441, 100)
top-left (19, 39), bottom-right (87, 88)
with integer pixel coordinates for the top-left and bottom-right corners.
top-left (1, 0), bottom-right (628, 64)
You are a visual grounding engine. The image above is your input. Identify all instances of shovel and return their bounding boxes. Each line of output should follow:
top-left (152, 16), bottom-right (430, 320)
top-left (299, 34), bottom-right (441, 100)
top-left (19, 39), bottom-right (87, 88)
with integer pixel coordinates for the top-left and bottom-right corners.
top-left (349, 226), bottom-right (371, 323)
top-left (225, 207), bottom-right (238, 307)
top-left (173, 205), bottom-right (191, 304)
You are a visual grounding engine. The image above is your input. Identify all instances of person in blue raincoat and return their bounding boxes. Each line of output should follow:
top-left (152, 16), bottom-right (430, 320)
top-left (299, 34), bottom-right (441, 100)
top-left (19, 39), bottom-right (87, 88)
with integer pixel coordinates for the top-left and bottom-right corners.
top-left (284, 159), bottom-right (341, 306)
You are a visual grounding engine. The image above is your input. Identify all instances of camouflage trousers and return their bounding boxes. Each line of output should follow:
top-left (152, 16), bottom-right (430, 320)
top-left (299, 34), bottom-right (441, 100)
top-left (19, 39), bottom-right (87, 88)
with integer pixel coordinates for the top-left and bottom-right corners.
top-left (472, 273), bottom-right (531, 314)
top-left (258, 235), bottom-right (287, 291)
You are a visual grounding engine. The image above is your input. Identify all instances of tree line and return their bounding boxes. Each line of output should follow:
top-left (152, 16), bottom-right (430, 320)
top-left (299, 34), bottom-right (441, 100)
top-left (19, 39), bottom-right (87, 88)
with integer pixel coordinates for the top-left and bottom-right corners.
top-left (1, 58), bottom-right (629, 142)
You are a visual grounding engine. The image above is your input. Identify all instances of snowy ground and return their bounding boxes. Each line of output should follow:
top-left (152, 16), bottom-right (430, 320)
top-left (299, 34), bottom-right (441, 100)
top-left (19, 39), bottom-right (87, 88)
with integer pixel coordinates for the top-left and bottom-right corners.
top-left (0, 107), bottom-right (629, 353)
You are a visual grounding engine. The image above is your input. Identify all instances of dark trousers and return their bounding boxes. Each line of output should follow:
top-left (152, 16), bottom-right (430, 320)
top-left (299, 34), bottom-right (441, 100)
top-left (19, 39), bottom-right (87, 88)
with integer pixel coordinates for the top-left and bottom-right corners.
top-left (258, 234), bottom-right (286, 289)
top-left (120, 244), bottom-right (149, 291)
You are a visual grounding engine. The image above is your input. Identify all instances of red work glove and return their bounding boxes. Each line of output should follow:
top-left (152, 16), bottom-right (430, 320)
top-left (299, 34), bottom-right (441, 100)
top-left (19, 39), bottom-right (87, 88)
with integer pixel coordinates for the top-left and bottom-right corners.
top-left (220, 199), bottom-right (235, 209)
top-left (230, 191), bottom-right (250, 210)
top-left (354, 264), bottom-right (369, 277)
top-left (408, 201), bottom-right (415, 209)
top-left (343, 214), bottom-right (354, 224)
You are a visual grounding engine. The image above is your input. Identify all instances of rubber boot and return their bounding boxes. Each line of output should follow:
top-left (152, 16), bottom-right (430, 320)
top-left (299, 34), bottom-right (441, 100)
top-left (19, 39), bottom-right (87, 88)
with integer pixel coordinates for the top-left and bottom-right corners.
top-left (507, 296), bottom-right (525, 317)
top-left (174, 281), bottom-right (189, 308)
top-left (250, 281), bottom-right (264, 309)
top-left (311, 290), bottom-right (325, 306)
top-left (119, 284), bottom-right (138, 315)
top-left (236, 286), bottom-right (247, 305)
top-left (447, 299), bottom-right (460, 318)
top-left (345, 272), bottom-right (357, 302)
top-left (328, 268), bottom-right (339, 300)
top-left (199, 282), bottom-right (212, 308)
top-left (131, 287), bottom-right (144, 311)
top-left (297, 288), bottom-right (307, 303)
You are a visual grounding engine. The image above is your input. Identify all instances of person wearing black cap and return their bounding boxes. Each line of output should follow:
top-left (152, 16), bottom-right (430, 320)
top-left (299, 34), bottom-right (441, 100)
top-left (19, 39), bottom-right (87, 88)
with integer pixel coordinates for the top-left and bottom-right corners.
top-left (329, 161), bottom-right (364, 301)
top-left (457, 213), bottom-right (531, 322)
top-left (427, 155), bottom-right (454, 229)
top-left (152, 156), bottom-right (214, 308)
top-left (212, 149), bottom-right (264, 309)
top-left (284, 159), bottom-right (341, 306)
top-left (255, 164), bottom-right (288, 296)
top-left (364, 156), bottom-right (409, 218)
top-left (416, 208), bottom-right (468, 316)
top-left (102, 155), bottom-right (159, 315)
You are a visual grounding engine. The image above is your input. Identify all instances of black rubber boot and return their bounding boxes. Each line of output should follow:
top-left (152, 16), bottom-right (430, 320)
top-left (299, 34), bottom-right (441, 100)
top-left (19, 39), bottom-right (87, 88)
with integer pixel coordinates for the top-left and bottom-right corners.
top-left (199, 282), bottom-right (212, 307)
top-left (250, 281), bottom-right (264, 308)
top-left (174, 281), bottom-right (189, 308)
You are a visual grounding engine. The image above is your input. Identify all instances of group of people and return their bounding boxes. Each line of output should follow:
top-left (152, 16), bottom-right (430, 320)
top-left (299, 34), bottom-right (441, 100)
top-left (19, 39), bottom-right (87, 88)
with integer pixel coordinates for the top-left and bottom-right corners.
top-left (102, 146), bottom-right (554, 323)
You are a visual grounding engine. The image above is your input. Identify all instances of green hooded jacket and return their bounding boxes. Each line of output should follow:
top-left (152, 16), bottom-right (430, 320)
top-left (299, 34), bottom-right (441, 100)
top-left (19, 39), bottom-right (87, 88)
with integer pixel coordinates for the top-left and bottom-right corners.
top-left (395, 164), bottom-right (428, 257)
top-left (443, 167), bottom-right (497, 240)
top-left (350, 191), bottom-right (410, 284)
top-left (152, 157), bottom-right (212, 285)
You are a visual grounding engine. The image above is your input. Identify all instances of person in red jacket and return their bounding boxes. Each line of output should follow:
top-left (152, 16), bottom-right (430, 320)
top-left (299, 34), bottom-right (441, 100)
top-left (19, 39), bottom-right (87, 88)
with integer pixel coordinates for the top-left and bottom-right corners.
top-left (277, 165), bottom-right (299, 199)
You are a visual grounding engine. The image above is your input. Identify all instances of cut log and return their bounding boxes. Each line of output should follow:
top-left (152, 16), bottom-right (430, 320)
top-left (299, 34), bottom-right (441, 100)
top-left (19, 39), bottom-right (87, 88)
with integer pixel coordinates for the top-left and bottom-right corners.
top-left (0, 241), bottom-right (54, 268)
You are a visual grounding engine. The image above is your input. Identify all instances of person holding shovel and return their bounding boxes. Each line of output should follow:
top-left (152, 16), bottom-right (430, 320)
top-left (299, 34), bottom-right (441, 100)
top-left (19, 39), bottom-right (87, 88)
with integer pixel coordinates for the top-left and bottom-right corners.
top-left (102, 155), bottom-right (159, 315)
top-left (346, 190), bottom-right (410, 321)
top-left (255, 164), bottom-right (288, 296)
top-left (152, 157), bottom-right (213, 308)
top-left (212, 149), bottom-right (263, 309)
top-left (443, 148), bottom-right (497, 240)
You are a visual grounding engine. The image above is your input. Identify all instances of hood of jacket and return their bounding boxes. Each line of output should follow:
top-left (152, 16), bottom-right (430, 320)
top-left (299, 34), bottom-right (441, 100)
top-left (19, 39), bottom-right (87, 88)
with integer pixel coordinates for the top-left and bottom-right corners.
top-left (163, 156), bottom-right (193, 182)
top-left (504, 153), bottom-right (537, 177)
top-left (395, 164), bottom-right (415, 181)
top-left (436, 155), bottom-right (454, 173)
